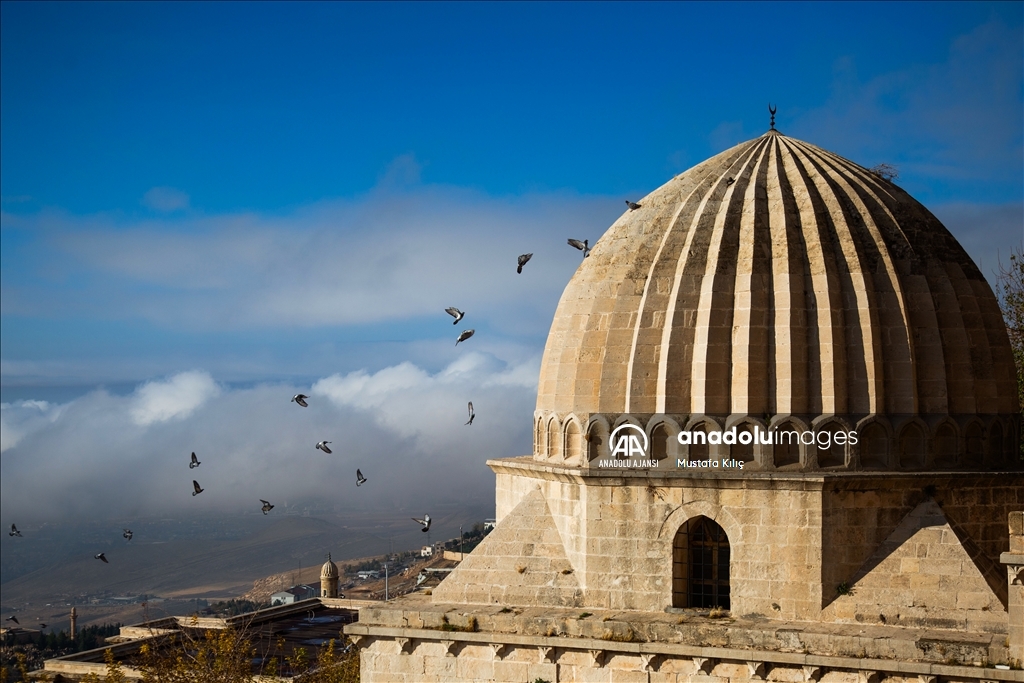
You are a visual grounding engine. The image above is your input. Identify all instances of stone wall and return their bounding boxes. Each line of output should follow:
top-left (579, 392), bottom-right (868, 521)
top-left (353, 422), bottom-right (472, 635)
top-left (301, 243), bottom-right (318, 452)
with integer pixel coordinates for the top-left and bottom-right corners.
top-left (483, 459), bottom-right (1020, 624)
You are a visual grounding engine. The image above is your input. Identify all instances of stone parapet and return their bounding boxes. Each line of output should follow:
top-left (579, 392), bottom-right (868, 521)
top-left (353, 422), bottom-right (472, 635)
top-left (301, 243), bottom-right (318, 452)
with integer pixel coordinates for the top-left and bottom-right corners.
top-left (347, 612), bottom-right (1024, 682)
top-left (349, 598), bottom-right (1018, 669)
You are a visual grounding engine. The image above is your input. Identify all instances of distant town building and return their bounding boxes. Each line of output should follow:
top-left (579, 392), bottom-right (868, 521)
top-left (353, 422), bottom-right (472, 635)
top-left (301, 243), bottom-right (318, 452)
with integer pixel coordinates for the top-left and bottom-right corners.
top-left (420, 546), bottom-right (433, 557)
top-left (482, 519), bottom-right (496, 531)
top-left (270, 585), bottom-right (317, 606)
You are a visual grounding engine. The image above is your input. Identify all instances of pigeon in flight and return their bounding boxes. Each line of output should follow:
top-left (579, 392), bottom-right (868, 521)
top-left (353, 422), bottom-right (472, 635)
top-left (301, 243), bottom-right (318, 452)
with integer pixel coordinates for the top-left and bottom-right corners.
top-left (567, 239), bottom-right (590, 258)
top-left (5, 615), bottom-right (18, 625)
top-left (456, 329), bottom-right (475, 345)
top-left (39, 623), bottom-right (46, 629)
top-left (192, 480), bottom-right (204, 496)
top-left (189, 452), bottom-right (201, 469)
top-left (123, 529), bottom-right (133, 541)
top-left (465, 402), bottom-right (475, 426)
top-left (292, 394), bottom-right (309, 408)
top-left (9, 524), bottom-right (22, 537)
top-left (356, 469), bottom-right (367, 486)
top-left (95, 553), bottom-right (108, 563)
top-left (516, 253), bottom-right (533, 274)
top-left (445, 307), bottom-right (465, 325)
top-left (260, 500), bottom-right (274, 515)
top-left (726, 177), bottom-right (735, 186)
top-left (412, 515), bottom-right (431, 532)
top-left (316, 441), bottom-right (333, 454)
top-left (625, 200), bottom-right (642, 211)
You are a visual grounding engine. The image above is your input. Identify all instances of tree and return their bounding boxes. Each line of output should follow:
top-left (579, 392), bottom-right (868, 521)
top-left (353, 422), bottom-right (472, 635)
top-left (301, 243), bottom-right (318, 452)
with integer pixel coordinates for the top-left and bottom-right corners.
top-left (997, 244), bottom-right (1024, 457)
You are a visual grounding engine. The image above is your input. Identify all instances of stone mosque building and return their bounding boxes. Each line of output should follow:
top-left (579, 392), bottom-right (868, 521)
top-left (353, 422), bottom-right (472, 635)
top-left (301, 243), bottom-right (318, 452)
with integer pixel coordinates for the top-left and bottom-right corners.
top-left (347, 128), bottom-right (1024, 682)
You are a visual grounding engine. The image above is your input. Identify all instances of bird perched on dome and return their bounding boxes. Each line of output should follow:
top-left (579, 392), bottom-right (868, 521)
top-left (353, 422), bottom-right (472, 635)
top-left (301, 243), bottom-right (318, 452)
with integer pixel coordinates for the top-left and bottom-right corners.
top-left (292, 394), bottom-right (309, 407)
top-left (260, 500), bottom-right (274, 515)
top-left (445, 307), bottom-right (465, 325)
top-left (516, 253), bottom-right (532, 274)
top-left (726, 177), bottom-right (735, 186)
top-left (567, 238), bottom-right (590, 258)
top-left (465, 402), bottom-right (475, 425)
top-left (95, 553), bottom-right (108, 563)
top-left (9, 524), bottom-right (22, 537)
top-left (316, 441), bottom-right (332, 454)
top-left (192, 480), bottom-right (204, 496)
top-left (456, 329), bottom-right (475, 345)
top-left (189, 452), bottom-right (201, 469)
top-left (123, 529), bottom-right (133, 541)
top-left (412, 514), bottom-right (431, 532)
top-left (625, 200), bottom-right (642, 211)
top-left (356, 469), bottom-right (367, 486)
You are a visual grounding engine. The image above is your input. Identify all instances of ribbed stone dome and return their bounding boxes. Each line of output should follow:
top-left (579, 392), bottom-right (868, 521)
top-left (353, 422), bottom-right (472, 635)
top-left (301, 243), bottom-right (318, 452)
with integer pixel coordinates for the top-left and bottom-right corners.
top-left (535, 130), bottom-right (1020, 471)
top-left (321, 554), bottom-right (339, 580)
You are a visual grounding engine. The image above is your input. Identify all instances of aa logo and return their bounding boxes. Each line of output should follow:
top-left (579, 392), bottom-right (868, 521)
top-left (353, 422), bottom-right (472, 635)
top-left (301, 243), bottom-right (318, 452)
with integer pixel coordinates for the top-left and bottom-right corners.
top-left (609, 424), bottom-right (649, 458)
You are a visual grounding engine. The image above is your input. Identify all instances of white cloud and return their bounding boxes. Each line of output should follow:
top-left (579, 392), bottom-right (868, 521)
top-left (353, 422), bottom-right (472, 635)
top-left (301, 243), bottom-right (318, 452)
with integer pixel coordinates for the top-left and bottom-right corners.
top-left (142, 186), bottom-right (190, 212)
top-left (2, 186), bottom-right (616, 334)
top-left (0, 356), bottom-right (536, 522)
top-left (0, 400), bottom-right (63, 453)
top-left (130, 370), bottom-right (221, 426)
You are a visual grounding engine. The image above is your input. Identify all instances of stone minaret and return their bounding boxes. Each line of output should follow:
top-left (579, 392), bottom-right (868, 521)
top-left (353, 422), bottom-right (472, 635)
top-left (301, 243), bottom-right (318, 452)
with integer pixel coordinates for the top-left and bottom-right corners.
top-left (70, 607), bottom-right (77, 639)
top-left (320, 553), bottom-right (339, 598)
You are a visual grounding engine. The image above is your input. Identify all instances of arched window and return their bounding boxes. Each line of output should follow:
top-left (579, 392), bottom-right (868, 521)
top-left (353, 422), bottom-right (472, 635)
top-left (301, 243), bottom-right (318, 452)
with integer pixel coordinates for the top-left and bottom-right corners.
top-left (651, 423), bottom-right (670, 462)
top-left (732, 423), bottom-right (755, 463)
top-left (817, 422), bottom-right (845, 467)
top-left (899, 423), bottom-right (926, 469)
top-left (773, 422), bottom-right (800, 467)
top-left (536, 418), bottom-right (546, 457)
top-left (564, 420), bottom-right (581, 462)
top-left (859, 422), bottom-right (889, 469)
top-left (673, 516), bottom-right (730, 610)
top-left (964, 423), bottom-right (984, 468)
top-left (688, 424), bottom-right (709, 460)
top-left (547, 419), bottom-right (561, 459)
top-left (988, 424), bottom-right (1004, 466)
top-left (587, 423), bottom-right (605, 462)
top-left (934, 424), bottom-right (957, 468)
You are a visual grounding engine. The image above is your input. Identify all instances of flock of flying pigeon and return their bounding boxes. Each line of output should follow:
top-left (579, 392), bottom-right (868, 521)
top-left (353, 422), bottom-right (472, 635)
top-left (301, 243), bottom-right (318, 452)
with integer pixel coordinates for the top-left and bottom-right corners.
top-left (4, 199), bottom-right (644, 565)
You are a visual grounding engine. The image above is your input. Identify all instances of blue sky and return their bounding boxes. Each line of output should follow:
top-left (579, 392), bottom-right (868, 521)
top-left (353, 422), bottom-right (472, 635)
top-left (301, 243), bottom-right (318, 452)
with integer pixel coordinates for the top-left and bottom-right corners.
top-left (1, 2), bottom-right (1022, 520)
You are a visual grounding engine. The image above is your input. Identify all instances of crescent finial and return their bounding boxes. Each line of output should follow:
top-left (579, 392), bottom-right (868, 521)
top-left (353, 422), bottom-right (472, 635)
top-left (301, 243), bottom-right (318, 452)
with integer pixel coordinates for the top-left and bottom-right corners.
top-left (768, 103), bottom-right (777, 130)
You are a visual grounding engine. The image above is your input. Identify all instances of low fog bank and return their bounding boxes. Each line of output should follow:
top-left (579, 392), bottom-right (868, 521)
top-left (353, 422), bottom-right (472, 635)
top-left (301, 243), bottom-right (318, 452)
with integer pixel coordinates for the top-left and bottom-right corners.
top-left (1, 353), bottom-right (531, 524)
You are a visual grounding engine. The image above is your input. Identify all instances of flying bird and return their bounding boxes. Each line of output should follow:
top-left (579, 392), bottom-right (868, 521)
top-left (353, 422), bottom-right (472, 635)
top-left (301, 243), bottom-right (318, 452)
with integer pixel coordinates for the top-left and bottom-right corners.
top-left (260, 500), bottom-right (274, 515)
top-left (5, 616), bottom-right (19, 625)
top-left (192, 480), bottom-right (204, 496)
top-left (456, 329), bottom-right (475, 345)
top-left (316, 441), bottom-right (333, 454)
top-left (516, 253), bottom-right (533, 274)
top-left (189, 452), bottom-right (201, 469)
top-left (465, 402), bottom-right (475, 426)
top-left (292, 394), bottom-right (309, 408)
top-left (39, 623), bottom-right (46, 629)
top-left (625, 200), bottom-right (642, 211)
top-left (123, 529), bottom-right (133, 541)
top-left (9, 524), bottom-right (22, 537)
top-left (356, 469), bottom-right (367, 486)
top-left (567, 238), bottom-right (590, 258)
top-left (445, 307), bottom-right (465, 325)
top-left (95, 553), bottom-right (108, 563)
top-left (412, 515), bottom-right (431, 532)
top-left (726, 177), bottom-right (735, 186)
